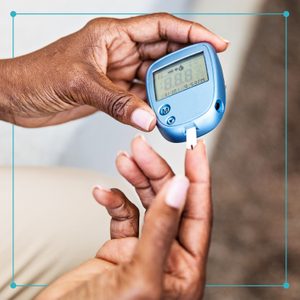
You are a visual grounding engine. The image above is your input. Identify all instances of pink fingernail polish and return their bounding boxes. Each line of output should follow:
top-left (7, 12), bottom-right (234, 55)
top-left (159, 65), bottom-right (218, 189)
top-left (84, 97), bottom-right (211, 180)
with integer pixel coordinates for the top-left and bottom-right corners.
top-left (131, 109), bottom-right (155, 131)
top-left (165, 176), bottom-right (189, 209)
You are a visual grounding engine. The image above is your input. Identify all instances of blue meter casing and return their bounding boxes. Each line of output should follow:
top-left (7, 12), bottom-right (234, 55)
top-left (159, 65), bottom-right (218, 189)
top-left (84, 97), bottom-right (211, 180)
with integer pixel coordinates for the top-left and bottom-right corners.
top-left (146, 42), bottom-right (226, 143)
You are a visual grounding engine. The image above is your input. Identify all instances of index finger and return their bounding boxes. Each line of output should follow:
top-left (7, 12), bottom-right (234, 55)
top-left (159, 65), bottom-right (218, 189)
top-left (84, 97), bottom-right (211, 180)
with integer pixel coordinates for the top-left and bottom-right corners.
top-left (179, 140), bottom-right (212, 263)
top-left (122, 13), bottom-right (229, 52)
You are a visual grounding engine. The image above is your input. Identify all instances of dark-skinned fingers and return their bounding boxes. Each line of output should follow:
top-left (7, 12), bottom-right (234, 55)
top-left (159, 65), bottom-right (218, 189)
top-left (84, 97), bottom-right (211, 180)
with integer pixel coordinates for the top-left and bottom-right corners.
top-left (110, 79), bottom-right (131, 91)
top-left (136, 40), bottom-right (187, 81)
top-left (133, 176), bottom-right (189, 282)
top-left (106, 59), bottom-right (140, 82)
top-left (128, 82), bottom-right (146, 100)
top-left (181, 184), bottom-right (212, 263)
top-left (138, 40), bottom-right (186, 61)
top-left (131, 135), bottom-right (174, 194)
top-left (86, 74), bottom-right (156, 132)
top-left (110, 81), bottom-right (146, 101)
top-left (136, 60), bottom-right (153, 82)
top-left (93, 186), bottom-right (140, 239)
top-left (121, 13), bottom-right (229, 52)
top-left (180, 140), bottom-right (212, 264)
top-left (116, 151), bottom-right (155, 208)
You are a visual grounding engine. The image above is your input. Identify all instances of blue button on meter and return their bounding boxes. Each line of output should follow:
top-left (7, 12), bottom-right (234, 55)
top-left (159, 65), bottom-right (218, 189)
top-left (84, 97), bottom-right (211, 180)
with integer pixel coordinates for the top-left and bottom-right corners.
top-left (146, 42), bottom-right (226, 143)
top-left (166, 116), bottom-right (176, 125)
top-left (159, 104), bottom-right (171, 116)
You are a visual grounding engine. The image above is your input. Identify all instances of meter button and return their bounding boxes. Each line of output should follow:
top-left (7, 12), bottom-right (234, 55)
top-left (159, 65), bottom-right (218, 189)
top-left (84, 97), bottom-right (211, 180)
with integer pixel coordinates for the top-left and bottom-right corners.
top-left (159, 104), bottom-right (171, 116)
top-left (166, 116), bottom-right (176, 125)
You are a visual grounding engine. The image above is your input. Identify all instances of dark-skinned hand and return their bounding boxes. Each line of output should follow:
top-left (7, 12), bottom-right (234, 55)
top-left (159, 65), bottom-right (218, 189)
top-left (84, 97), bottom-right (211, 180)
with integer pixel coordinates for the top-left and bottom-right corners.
top-left (36, 137), bottom-right (212, 300)
top-left (0, 13), bottom-right (228, 129)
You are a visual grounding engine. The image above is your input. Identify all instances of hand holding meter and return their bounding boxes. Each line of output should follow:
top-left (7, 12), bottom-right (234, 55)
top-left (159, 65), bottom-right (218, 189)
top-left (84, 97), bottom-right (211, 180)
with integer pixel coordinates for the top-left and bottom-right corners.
top-left (146, 43), bottom-right (226, 149)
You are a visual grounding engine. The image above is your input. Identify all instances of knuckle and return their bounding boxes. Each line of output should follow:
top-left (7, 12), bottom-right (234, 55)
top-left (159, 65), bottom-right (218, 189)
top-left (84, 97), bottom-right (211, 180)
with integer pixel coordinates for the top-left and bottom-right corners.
top-left (108, 92), bottom-right (133, 120)
top-left (95, 240), bottom-right (109, 258)
top-left (154, 12), bottom-right (172, 20)
top-left (85, 17), bottom-right (116, 30)
top-left (85, 18), bottom-right (119, 44)
top-left (110, 189), bottom-right (139, 219)
top-left (131, 204), bottom-right (140, 218)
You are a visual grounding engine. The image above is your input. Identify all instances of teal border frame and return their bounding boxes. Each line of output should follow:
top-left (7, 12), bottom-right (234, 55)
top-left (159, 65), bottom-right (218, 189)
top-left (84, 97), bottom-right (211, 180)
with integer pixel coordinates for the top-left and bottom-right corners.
top-left (8, 10), bottom-right (290, 290)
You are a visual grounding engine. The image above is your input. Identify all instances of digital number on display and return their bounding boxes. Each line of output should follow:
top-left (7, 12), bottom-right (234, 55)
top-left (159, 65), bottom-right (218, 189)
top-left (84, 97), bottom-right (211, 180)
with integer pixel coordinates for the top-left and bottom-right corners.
top-left (153, 52), bottom-right (209, 101)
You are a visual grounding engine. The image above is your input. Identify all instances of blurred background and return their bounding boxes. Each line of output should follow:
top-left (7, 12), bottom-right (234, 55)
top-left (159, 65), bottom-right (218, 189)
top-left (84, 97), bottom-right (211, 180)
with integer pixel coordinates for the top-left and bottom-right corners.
top-left (0, 0), bottom-right (299, 299)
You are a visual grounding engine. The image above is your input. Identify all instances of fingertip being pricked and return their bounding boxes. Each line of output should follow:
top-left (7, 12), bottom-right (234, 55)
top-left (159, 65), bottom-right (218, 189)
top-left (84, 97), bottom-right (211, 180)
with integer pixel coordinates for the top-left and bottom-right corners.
top-left (186, 139), bottom-right (206, 154)
top-left (185, 139), bottom-right (209, 182)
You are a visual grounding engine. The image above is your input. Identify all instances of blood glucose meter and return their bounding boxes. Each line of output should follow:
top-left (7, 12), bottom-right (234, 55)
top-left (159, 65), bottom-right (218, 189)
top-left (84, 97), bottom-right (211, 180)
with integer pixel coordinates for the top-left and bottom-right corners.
top-left (146, 42), bottom-right (226, 148)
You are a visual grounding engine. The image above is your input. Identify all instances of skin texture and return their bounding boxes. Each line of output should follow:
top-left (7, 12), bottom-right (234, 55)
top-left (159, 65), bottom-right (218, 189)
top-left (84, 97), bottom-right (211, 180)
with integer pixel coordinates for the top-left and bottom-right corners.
top-left (0, 13), bottom-right (228, 129)
top-left (36, 137), bottom-right (212, 300)
top-left (0, 13), bottom-right (226, 299)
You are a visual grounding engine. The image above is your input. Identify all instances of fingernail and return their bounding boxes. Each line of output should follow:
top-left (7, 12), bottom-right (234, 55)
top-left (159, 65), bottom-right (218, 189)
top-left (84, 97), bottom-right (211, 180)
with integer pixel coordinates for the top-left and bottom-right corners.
top-left (134, 134), bottom-right (146, 142)
top-left (165, 176), bottom-right (190, 209)
top-left (117, 150), bottom-right (130, 158)
top-left (131, 109), bottom-right (155, 131)
top-left (93, 185), bottom-right (111, 192)
top-left (218, 34), bottom-right (230, 44)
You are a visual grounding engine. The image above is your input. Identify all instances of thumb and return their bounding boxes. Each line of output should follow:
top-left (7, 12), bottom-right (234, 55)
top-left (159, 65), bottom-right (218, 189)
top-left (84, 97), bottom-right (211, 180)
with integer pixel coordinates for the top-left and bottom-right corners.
top-left (89, 75), bottom-right (156, 131)
top-left (133, 175), bottom-right (190, 278)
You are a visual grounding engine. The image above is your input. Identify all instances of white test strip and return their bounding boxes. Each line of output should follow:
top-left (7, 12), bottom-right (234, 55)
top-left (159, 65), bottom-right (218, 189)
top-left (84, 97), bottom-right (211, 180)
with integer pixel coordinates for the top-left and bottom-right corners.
top-left (186, 127), bottom-right (197, 150)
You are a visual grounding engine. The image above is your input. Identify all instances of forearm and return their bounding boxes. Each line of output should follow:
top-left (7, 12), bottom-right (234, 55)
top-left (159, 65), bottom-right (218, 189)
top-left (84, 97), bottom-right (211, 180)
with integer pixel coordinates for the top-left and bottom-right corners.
top-left (0, 55), bottom-right (50, 125)
top-left (0, 58), bottom-right (26, 123)
top-left (0, 59), bottom-right (13, 120)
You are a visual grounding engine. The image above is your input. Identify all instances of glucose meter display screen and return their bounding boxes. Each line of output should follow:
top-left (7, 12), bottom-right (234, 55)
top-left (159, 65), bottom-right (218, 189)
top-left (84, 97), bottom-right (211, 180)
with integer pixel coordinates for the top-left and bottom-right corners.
top-left (153, 52), bottom-right (209, 101)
